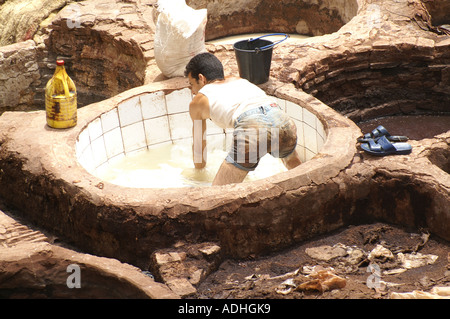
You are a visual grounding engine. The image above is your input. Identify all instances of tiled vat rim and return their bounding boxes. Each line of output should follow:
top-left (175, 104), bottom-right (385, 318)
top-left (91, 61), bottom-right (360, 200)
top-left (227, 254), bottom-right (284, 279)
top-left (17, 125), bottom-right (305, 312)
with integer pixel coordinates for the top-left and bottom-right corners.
top-left (76, 88), bottom-right (326, 175)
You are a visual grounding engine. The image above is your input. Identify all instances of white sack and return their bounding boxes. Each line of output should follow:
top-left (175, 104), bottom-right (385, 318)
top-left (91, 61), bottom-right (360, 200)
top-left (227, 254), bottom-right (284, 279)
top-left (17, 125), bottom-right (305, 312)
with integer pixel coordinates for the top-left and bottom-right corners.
top-left (154, 0), bottom-right (207, 78)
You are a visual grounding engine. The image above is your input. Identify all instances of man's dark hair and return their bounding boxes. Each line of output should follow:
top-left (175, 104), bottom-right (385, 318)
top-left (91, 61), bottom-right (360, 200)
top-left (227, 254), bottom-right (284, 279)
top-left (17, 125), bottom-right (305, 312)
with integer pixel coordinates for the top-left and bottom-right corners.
top-left (184, 52), bottom-right (225, 82)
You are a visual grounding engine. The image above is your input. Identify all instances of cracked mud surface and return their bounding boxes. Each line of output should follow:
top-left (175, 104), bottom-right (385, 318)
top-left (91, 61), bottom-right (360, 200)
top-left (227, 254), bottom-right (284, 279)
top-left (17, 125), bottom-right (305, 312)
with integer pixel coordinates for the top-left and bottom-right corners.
top-left (194, 223), bottom-right (450, 299)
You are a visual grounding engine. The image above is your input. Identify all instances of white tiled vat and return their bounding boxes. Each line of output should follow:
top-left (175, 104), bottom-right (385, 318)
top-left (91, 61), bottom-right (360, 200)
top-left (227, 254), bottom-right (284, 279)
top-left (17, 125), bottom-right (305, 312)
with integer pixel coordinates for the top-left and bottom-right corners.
top-left (143, 116), bottom-right (171, 145)
top-left (76, 89), bottom-right (327, 176)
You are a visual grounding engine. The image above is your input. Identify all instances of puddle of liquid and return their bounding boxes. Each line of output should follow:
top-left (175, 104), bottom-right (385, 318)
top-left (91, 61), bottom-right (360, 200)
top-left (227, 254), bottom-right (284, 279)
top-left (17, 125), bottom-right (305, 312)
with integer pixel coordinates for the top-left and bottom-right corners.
top-left (96, 143), bottom-right (287, 188)
top-left (208, 33), bottom-right (310, 45)
top-left (358, 115), bottom-right (450, 140)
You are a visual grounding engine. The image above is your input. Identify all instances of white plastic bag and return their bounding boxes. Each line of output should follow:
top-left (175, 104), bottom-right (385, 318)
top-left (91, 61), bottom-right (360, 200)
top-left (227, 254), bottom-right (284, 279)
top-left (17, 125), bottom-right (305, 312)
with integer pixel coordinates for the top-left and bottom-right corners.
top-left (154, 0), bottom-right (207, 78)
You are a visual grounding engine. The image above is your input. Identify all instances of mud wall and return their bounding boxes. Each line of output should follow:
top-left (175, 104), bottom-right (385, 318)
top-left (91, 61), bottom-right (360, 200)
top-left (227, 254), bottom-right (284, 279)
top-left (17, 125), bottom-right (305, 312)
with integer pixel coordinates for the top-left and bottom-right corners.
top-left (0, 0), bottom-right (359, 115)
top-left (0, 0), bottom-right (151, 115)
top-left (294, 40), bottom-right (450, 122)
top-left (187, 0), bottom-right (358, 39)
top-left (0, 41), bottom-right (41, 113)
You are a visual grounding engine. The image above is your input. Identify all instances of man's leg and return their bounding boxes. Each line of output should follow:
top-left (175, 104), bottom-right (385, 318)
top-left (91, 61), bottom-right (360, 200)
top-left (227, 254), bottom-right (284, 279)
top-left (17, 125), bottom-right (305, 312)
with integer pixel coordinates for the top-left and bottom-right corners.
top-left (212, 160), bottom-right (249, 186)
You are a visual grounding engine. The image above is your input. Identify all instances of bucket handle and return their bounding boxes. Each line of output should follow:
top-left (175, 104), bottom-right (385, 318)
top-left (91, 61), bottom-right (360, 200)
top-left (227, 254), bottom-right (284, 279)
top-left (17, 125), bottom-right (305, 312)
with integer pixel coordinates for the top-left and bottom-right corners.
top-left (248, 33), bottom-right (289, 51)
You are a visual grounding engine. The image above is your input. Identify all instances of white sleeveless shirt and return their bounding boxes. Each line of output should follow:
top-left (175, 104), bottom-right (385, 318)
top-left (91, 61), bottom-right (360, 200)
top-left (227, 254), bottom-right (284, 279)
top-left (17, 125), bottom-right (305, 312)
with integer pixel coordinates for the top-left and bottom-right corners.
top-left (199, 78), bottom-right (275, 128)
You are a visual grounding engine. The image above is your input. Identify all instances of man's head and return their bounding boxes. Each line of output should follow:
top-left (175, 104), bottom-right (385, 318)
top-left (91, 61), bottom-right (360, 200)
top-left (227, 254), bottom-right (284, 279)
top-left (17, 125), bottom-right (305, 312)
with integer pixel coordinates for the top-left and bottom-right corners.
top-left (185, 52), bottom-right (225, 94)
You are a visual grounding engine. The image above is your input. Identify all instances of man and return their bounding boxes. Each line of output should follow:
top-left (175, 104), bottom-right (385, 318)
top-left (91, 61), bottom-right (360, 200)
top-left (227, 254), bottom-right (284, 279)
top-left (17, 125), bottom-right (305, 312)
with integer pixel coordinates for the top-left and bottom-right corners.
top-left (185, 52), bottom-right (302, 186)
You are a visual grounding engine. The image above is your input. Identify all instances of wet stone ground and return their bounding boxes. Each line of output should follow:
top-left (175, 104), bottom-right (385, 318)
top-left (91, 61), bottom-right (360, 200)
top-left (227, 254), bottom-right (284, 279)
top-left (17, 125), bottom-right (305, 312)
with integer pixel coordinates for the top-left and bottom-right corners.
top-left (193, 223), bottom-right (450, 299)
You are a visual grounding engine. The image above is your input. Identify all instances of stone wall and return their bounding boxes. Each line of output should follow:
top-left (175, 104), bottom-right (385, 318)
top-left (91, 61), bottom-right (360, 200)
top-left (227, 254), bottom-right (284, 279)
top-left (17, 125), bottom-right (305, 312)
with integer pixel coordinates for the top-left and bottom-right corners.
top-left (0, 0), bottom-right (154, 115)
top-left (0, 0), bottom-right (448, 118)
top-left (43, 2), bottom-right (150, 107)
top-left (0, 40), bottom-right (41, 113)
top-left (283, 0), bottom-right (450, 123)
top-left (187, 0), bottom-right (358, 39)
top-left (0, 0), bottom-right (70, 47)
top-left (0, 0), bottom-right (362, 115)
top-left (295, 39), bottom-right (450, 122)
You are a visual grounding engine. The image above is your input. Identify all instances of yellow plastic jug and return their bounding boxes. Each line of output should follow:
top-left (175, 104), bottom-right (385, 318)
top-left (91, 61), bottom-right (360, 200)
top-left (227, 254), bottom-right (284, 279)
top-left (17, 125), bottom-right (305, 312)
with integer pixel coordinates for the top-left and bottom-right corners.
top-left (45, 60), bottom-right (77, 128)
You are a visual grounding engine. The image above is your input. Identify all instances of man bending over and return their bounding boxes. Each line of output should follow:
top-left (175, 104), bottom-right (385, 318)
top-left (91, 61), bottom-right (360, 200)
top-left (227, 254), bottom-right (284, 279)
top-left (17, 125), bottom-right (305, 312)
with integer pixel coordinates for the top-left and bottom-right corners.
top-left (185, 52), bottom-right (302, 186)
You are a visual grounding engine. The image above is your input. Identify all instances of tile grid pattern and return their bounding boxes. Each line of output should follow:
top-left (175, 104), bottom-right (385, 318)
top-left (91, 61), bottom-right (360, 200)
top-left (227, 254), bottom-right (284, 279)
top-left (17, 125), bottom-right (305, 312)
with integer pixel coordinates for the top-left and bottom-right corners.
top-left (276, 98), bottom-right (326, 162)
top-left (76, 90), bottom-right (326, 174)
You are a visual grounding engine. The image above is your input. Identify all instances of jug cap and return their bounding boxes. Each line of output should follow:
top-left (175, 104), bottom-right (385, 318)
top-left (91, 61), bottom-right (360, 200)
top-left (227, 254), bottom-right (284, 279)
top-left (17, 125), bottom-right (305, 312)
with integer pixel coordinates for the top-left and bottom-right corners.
top-left (56, 60), bottom-right (65, 66)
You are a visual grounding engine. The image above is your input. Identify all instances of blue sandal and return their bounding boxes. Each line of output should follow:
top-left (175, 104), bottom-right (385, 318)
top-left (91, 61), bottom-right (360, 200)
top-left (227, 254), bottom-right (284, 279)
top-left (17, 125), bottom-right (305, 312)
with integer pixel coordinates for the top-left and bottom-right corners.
top-left (360, 135), bottom-right (412, 156)
top-left (357, 125), bottom-right (408, 143)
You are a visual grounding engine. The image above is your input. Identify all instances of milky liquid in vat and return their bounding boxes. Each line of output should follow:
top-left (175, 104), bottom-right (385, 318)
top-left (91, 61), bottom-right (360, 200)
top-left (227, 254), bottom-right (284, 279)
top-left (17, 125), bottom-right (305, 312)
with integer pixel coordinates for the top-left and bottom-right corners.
top-left (96, 143), bottom-right (287, 188)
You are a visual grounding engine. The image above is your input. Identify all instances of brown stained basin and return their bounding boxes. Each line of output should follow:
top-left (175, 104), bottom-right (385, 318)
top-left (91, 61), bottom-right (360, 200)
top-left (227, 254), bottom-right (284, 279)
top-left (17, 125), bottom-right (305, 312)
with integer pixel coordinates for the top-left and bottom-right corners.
top-left (0, 78), bottom-right (361, 268)
top-left (0, 242), bottom-right (177, 299)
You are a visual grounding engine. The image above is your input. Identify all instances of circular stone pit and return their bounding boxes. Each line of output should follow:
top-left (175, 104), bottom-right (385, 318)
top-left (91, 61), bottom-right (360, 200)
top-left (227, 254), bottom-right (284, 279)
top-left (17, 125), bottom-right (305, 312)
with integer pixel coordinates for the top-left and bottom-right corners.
top-left (76, 84), bottom-right (327, 185)
top-left (0, 77), bottom-right (361, 267)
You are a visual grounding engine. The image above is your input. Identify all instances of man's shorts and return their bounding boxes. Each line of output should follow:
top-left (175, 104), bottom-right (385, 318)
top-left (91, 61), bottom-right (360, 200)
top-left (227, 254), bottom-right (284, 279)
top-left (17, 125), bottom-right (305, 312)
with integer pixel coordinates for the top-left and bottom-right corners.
top-left (225, 104), bottom-right (298, 171)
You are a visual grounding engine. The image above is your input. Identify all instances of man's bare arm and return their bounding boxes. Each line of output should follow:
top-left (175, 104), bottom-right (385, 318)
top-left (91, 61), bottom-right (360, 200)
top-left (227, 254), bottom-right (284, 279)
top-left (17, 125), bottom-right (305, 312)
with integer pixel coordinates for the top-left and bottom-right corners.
top-left (189, 94), bottom-right (210, 169)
